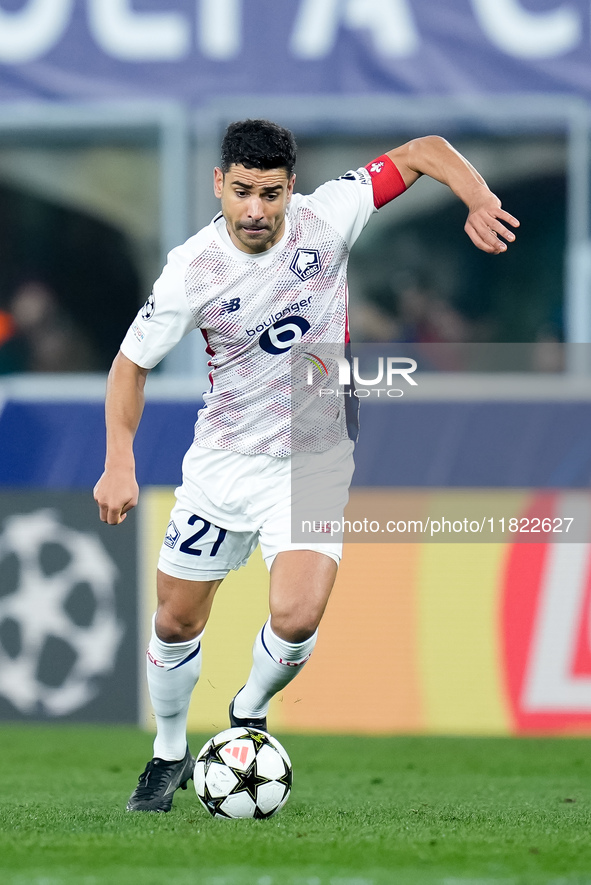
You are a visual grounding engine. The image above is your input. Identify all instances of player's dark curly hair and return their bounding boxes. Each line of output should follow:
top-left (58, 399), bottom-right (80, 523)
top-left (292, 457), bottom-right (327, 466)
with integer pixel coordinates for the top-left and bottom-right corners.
top-left (220, 119), bottom-right (297, 176)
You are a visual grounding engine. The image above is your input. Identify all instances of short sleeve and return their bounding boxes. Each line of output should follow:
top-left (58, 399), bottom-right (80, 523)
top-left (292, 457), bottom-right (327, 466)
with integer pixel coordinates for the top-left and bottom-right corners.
top-left (120, 246), bottom-right (197, 369)
top-left (305, 168), bottom-right (377, 249)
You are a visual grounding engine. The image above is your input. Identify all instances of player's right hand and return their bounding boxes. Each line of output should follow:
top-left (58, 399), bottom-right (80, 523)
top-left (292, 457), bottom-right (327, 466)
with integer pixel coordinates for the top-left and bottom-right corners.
top-left (93, 469), bottom-right (139, 525)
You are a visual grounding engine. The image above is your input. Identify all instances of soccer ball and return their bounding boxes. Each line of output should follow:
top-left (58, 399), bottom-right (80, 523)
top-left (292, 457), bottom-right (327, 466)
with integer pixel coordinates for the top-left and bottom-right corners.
top-left (194, 727), bottom-right (292, 819)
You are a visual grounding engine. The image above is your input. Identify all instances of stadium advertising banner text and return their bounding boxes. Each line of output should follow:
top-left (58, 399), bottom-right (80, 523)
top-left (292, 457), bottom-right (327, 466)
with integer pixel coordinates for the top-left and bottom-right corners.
top-left (2, 394), bottom-right (591, 734)
top-left (0, 1), bottom-right (590, 102)
top-left (141, 488), bottom-right (591, 738)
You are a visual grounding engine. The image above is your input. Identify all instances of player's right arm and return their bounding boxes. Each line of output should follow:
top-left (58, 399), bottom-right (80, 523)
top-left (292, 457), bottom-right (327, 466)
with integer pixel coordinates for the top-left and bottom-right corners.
top-left (93, 351), bottom-right (149, 525)
top-left (94, 238), bottom-right (199, 525)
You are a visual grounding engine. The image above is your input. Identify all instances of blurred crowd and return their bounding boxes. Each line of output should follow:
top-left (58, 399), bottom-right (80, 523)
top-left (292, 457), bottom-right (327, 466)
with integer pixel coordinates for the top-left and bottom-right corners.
top-left (350, 277), bottom-right (564, 373)
top-left (0, 280), bottom-right (98, 374)
top-left (0, 275), bottom-right (564, 376)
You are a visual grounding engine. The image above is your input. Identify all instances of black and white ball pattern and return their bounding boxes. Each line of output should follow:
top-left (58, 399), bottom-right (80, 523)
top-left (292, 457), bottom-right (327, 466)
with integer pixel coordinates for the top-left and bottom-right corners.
top-left (194, 727), bottom-right (292, 819)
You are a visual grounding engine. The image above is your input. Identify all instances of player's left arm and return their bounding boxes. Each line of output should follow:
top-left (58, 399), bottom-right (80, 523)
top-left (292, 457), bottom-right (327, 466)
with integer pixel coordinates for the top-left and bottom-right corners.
top-left (385, 135), bottom-right (520, 254)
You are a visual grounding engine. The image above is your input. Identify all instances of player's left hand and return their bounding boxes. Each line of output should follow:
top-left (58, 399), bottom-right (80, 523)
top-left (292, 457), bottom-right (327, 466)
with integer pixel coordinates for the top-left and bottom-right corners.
top-left (465, 194), bottom-right (520, 254)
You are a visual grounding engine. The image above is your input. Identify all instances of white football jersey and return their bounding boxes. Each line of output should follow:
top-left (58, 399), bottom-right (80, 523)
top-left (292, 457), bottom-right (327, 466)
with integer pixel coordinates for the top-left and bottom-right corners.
top-left (120, 168), bottom-right (376, 457)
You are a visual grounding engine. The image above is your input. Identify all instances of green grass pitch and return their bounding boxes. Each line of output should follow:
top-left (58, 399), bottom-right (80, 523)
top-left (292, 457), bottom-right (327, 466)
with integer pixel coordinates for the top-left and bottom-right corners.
top-left (0, 726), bottom-right (590, 885)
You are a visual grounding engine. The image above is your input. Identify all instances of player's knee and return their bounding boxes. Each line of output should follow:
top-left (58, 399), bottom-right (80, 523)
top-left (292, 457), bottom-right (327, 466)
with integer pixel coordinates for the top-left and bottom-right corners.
top-left (155, 608), bottom-right (205, 643)
top-left (270, 612), bottom-right (319, 644)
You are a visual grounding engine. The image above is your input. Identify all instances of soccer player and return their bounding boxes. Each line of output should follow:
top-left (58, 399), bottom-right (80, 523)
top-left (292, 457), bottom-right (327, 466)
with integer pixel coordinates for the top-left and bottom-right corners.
top-left (93, 120), bottom-right (519, 812)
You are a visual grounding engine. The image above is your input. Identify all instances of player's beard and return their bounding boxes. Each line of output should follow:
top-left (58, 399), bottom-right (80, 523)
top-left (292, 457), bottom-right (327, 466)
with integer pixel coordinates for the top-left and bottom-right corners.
top-left (233, 221), bottom-right (280, 253)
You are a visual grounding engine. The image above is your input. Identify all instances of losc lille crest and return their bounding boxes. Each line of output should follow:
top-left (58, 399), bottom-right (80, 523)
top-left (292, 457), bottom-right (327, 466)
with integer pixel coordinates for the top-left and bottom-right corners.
top-left (290, 248), bottom-right (321, 282)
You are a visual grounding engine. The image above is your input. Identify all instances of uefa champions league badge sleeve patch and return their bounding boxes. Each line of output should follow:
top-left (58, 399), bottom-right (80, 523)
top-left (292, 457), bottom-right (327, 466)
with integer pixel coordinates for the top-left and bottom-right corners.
top-left (365, 155), bottom-right (407, 208)
top-left (337, 169), bottom-right (372, 185)
top-left (141, 292), bottom-right (156, 321)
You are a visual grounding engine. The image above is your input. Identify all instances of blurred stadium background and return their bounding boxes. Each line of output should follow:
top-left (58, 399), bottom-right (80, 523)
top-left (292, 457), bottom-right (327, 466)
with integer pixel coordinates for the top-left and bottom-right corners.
top-left (1, 0), bottom-right (591, 739)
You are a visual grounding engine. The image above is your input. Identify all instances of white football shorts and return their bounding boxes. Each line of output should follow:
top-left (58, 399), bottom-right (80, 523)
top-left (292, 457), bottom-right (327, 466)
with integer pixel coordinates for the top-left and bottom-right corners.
top-left (157, 439), bottom-right (355, 581)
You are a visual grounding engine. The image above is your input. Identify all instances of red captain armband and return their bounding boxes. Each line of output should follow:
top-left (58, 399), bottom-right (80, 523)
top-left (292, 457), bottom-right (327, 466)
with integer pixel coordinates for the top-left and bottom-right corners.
top-left (365, 155), bottom-right (407, 209)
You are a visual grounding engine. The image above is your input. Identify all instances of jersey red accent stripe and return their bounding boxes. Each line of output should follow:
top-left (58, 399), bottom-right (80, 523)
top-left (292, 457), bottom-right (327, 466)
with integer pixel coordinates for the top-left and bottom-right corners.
top-left (201, 328), bottom-right (215, 389)
top-left (201, 327), bottom-right (215, 358)
top-left (365, 155), bottom-right (407, 209)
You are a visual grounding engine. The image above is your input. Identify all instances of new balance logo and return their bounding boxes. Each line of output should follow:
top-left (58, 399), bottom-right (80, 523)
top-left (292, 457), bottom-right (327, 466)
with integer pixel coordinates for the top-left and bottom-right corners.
top-left (224, 745), bottom-right (249, 766)
top-left (220, 298), bottom-right (241, 315)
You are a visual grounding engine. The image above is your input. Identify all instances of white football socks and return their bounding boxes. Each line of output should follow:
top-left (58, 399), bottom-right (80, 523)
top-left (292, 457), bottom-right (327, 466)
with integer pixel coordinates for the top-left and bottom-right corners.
top-left (146, 615), bottom-right (203, 761)
top-left (232, 618), bottom-right (318, 719)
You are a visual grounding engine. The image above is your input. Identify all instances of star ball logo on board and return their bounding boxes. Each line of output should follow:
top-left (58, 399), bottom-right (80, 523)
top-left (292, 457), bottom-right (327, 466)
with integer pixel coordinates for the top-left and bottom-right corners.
top-left (0, 509), bottom-right (123, 717)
